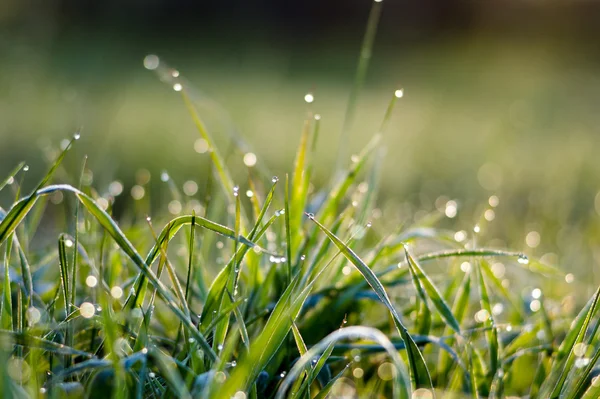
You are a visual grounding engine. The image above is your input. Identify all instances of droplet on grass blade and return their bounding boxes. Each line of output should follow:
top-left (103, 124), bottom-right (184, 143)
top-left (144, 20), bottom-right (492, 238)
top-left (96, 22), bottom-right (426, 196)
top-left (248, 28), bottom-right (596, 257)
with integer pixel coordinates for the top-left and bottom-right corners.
top-left (304, 93), bottom-right (314, 103)
top-left (517, 254), bottom-right (529, 264)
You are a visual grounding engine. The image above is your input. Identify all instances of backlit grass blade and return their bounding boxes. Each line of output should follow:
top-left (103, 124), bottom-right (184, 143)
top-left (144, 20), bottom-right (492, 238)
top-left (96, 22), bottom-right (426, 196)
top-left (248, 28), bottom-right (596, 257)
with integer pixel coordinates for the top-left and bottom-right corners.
top-left (290, 117), bottom-right (311, 254)
top-left (308, 214), bottom-right (433, 392)
top-left (181, 90), bottom-right (236, 207)
top-left (58, 235), bottom-right (71, 319)
top-left (404, 246), bottom-right (461, 334)
top-left (437, 271), bottom-right (471, 386)
top-left (1, 237), bottom-right (13, 330)
top-left (13, 236), bottom-right (33, 307)
top-left (475, 260), bottom-right (499, 381)
top-left (538, 286), bottom-right (600, 398)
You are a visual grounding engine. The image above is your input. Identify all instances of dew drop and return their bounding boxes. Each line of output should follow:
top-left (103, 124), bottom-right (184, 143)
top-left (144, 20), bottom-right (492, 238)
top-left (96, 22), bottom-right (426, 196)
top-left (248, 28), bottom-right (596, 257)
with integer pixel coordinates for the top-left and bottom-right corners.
top-left (233, 186), bottom-right (239, 197)
top-left (160, 171), bottom-right (170, 182)
top-left (300, 255), bottom-right (306, 261)
top-left (217, 344), bottom-right (223, 351)
top-left (280, 371), bottom-right (287, 378)
top-left (366, 221), bottom-right (372, 228)
top-left (146, 216), bottom-right (152, 222)
top-left (306, 213), bottom-right (315, 219)
top-left (173, 83), bottom-right (183, 92)
top-left (517, 254), bottom-right (529, 265)
top-left (23, 165), bottom-right (29, 172)
top-left (143, 55), bottom-right (160, 70)
top-left (304, 93), bottom-right (314, 103)
top-left (272, 176), bottom-right (279, 183)
top-left (394, 89), bottom-right (404, 98)
top-left (73, 132), bottom-right (81, 140)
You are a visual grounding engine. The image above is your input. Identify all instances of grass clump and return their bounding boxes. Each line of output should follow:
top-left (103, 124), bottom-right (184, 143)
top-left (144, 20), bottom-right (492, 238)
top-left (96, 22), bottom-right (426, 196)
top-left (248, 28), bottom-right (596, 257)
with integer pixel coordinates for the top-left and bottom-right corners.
top-left (0, 5), bottom-right (597, 399)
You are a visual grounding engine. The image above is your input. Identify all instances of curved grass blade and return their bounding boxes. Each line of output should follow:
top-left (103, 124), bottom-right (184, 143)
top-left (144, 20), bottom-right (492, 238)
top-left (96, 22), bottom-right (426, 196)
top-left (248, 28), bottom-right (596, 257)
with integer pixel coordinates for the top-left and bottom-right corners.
top-left (308, 214), bottom-right (433, 392)
top-left (404, 246), bottom-right (461, 334)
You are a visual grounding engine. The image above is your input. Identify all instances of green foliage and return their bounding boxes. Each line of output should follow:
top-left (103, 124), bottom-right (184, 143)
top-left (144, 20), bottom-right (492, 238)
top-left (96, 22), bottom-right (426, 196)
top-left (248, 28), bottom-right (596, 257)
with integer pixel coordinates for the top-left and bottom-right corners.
top-left (0, 6), bottom-right (596, 399)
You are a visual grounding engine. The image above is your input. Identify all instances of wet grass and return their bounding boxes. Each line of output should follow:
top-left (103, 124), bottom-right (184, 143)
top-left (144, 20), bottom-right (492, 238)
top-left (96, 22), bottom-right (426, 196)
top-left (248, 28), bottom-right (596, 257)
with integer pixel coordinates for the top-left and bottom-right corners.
top-left (1, 3), bottom-right (600, 398)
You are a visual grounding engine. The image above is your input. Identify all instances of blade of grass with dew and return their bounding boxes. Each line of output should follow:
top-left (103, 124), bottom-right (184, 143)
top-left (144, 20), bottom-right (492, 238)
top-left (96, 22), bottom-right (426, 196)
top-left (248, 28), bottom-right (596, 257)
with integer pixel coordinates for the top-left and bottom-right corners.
top-left (308, 214), bottom-right (434, 391)
top-left (0, 162), bottom-right (25, 193)
top-left (199, 182), bottom-right (276, 325)
top-left (13, 236), bottom-right (33, 308)
top-left (475, 260), bottom-right (499, 381)
top-left (290, 117), bottom-right (311, 256)
top-left (289, 322), bottom-right (309, 396)
top-left (538, 286), bottom-right (600, 398)
top-left (404, 246), bottom-right (461, 334)
top-left (180, 90), bottom-right (237, 208)
top-left (437, 271), bottom-right (471, 386)
top-left (58, 235), bottom-right (70, 321)
top-left (284, 174), bottom-right (292, 283)
top-left (1, 236), bottom-right (13, 330)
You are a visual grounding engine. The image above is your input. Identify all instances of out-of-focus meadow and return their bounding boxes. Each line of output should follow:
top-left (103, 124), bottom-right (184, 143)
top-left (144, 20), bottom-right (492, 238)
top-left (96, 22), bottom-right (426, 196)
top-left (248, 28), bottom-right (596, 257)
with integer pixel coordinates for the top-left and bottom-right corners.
top-left (2, 0), bottom-right (600, 287)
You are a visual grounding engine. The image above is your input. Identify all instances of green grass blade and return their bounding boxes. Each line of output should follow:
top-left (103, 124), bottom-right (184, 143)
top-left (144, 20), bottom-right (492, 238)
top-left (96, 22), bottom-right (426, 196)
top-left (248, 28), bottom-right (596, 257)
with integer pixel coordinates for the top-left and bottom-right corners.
top-left (404, 246), bottom-right (461, 334)
top-left (308, 214), bottom-right (433, 392)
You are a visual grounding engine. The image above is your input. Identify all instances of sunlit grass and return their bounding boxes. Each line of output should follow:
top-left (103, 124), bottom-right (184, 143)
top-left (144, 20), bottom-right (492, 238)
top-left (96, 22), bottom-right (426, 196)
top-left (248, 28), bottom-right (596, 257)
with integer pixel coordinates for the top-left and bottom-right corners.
top-left (1, 4), bottom-right (600, 398)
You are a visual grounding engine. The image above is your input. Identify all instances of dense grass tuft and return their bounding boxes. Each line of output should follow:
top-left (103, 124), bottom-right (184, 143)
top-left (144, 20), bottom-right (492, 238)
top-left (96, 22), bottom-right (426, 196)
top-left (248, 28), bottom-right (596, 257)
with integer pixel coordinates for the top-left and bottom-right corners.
top-left (0, 3), bottom-right (597, 398)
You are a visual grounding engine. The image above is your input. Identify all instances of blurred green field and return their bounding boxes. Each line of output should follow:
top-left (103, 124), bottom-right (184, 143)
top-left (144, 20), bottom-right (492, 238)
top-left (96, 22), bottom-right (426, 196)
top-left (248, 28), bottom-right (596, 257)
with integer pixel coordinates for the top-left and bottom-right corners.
top-left (3, 32), bottom-right (600, 288)
top-left (4, 5), bottom-right (600, 396)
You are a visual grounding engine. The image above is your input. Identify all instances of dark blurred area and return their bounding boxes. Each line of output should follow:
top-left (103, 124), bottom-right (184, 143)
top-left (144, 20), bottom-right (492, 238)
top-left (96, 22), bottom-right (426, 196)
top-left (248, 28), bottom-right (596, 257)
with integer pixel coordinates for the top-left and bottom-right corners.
top-left (2, 0), bottom-right (600, 285)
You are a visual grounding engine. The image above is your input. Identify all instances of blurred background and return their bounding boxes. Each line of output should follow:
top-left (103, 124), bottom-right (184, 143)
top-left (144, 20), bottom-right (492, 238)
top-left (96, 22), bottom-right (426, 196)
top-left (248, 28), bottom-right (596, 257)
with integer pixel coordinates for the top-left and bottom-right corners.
top-left (2, 0), bottom-right (600, 286)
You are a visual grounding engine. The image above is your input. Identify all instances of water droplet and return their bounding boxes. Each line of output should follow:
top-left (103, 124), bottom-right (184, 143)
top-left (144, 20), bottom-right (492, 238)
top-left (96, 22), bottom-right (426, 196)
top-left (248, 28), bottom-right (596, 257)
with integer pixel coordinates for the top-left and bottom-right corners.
top-left (473, 225), bottom-right (481, 233)
top-left (246, 190), bottom-right (253, 198)
top-left (188, 338), bottom-right (195, 344)
top-left (231, 360), bottom-right (237, 367)
top-left (148, 372), bottom-right (156, 378)
top-left (173, 83), bottom-right (183, 92)
top-left (272, 176), bottom-right (279, 183)
top-left (217, 344), bottom-right (223, 351)
top-left (314, 114), bottom-right (321, 120)
top-left (280, 371), bottom-right (287, 378)
top-left (141, 348), bottom-right (148, 354)
top-left (23, 165), bottom-right (29, 172)
top-left (146, 216), bottom-right (152, 222)
top-left (243, 152), bottom-right (257, 167)
top-left (532, 288), bottom-right (542, 299)
top-left (394, 89), bottom-right (404, 98)
top-left (143, 54), bottom-right (160, 70)
top-left (171, 69), bottom-right (180, 78)
top-left (366, 221), bottom-right (372, 228)
top-left (73, 132), bottom-right (81, 140)
top-left (85, 275), bottom-right (98, 288)
top-left (160, 171), bottom-right (170, 182)
top-left (304, 93), bottom-right (314, 103)
top-left (517, 254), bottom-right (529, 265)
top-left (306, 213), bottom-right (315, 219)
top-left (300, 255), bottom-right (306, 261)
top-left (233, 186), bottom-right (239, 197)
top-left (64, 239), bottom-right (74, 248)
